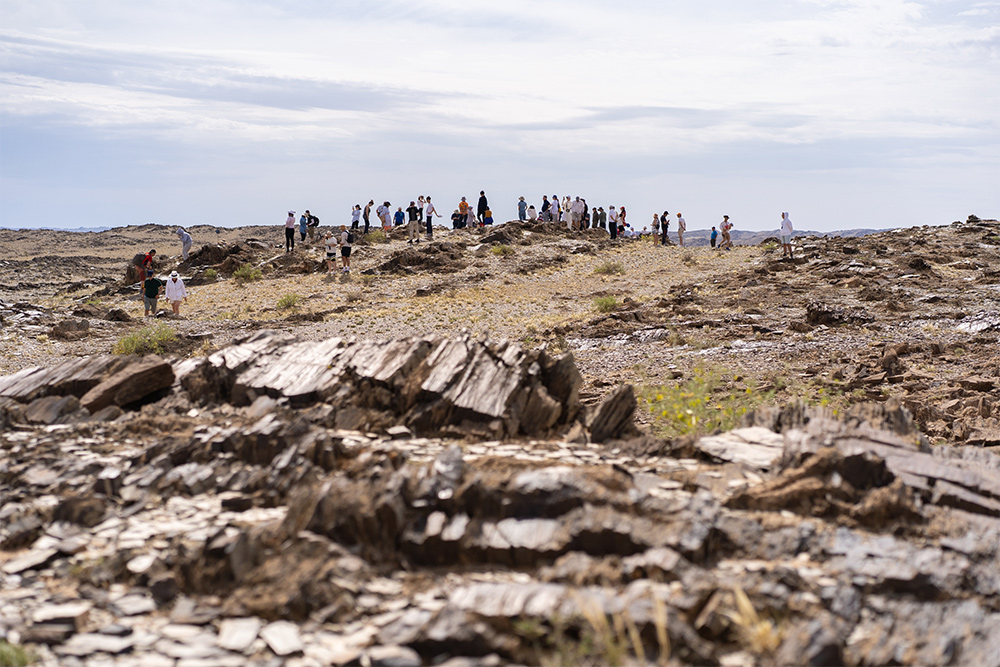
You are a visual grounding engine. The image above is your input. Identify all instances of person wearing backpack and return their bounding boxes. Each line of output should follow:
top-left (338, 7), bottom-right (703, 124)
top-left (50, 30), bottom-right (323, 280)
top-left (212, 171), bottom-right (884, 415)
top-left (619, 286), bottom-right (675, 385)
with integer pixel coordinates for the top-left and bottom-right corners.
top-left (338, 225), bottom-right (353, 273)
top-left (307, 210), bottom-right (320, 244)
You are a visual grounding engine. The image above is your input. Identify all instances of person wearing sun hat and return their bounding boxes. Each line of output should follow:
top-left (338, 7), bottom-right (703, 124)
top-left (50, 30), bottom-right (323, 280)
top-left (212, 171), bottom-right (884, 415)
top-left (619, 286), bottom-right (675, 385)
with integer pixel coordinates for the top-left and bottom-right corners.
top-left (165, 270), bottom-right (188, 316)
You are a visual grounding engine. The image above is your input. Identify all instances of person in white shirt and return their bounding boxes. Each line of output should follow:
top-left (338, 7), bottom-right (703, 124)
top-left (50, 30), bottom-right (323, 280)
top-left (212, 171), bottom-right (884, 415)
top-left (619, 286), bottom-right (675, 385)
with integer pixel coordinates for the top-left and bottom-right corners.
top-left (424, 196), bottom-right (441, 239)
top-left (324, 230), bottom-right (338, 274)
top-left (608, 206), bottom-right (619, 240)
top-left (165, 271), bottom-right (188, 315)
top-left (176, 228), bottom-right (193, 260)
top-left (338, 225), bottom-right (353, 273)
top-left (780, 212), bottom-right (794, 258)
top-left (676, 212), bottom-right (686, 247)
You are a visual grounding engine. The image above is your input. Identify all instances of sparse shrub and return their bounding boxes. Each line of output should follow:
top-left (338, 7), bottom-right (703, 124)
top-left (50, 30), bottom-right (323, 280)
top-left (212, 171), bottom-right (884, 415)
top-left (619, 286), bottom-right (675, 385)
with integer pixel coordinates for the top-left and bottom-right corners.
top-left (345, 291), bottom-right (363, 303)
top-left (0, 640), bottom-right (34, 667)
top-left (112, 323), bottom-right (177, 355)
top-left (359, 274), bottom-right (376, 286)
top-left (233, 263), bottom-right (262, 285)
top-left (681, 252), bottom-right (696, 266)
top-left (490, 244), bottom-right (515, 256)
top-left (364, 229), bottom-right (388, 244)
top-left (593, 295), bottom-right (619, 313)
top-left (203, 268), bottom-right (218, 281)
top-left (277, 293), bottom-right (301, 310)
top-left (642, 366), bottom-right (774, 438)
top-left (725, 588), bottom-right (783, 657)
top-left (761, 241), bottom-right (779, 251)
top-left (594, 260), bottom-right (625, 275)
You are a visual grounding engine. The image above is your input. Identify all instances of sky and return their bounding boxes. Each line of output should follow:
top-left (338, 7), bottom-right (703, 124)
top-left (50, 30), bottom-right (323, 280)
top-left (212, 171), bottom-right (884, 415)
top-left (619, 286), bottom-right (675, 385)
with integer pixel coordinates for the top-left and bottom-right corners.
top-left (1, 0), bottom-right (998, 232)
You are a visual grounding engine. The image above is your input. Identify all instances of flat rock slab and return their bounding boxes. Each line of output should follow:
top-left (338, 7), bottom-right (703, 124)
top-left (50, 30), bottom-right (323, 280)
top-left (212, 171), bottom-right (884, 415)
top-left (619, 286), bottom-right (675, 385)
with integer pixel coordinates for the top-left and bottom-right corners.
top-left (216, 617), bottom-right (262, 653)
top-left (56, 633), bottom-right (138, 656)
top-left (80, 355), bottom-right (174, 411)
top-left (696, 426), bottom-right (785, 470)
top-left (260, 620), bottom-right (304, 656)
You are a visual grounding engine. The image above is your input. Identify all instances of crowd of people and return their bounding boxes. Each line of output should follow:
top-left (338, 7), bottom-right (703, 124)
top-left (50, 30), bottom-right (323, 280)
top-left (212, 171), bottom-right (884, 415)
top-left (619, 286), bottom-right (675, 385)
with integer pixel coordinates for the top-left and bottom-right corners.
top-left (279, 193), bottom-right (787, 251)
top-left (133, 196), bottom-right (796, 317)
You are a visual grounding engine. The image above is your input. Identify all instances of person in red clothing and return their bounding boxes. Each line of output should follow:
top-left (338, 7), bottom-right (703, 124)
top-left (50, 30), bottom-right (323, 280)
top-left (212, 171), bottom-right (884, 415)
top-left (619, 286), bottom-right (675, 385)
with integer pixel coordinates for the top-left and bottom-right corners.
top-left (141, 249), bottom-right (156, 291)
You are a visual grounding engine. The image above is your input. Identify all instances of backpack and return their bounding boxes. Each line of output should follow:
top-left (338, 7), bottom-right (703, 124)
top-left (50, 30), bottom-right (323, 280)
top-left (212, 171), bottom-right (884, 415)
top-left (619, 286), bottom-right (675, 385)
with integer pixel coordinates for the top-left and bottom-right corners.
top-left (308, 215), bottom-right (319, 227)
top-left (346, 230), bottom-right (355, 244)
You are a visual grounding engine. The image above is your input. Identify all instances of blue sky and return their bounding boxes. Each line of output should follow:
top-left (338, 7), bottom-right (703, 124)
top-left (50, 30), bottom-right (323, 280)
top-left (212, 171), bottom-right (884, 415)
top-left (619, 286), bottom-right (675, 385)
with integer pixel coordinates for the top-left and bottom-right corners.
top-left (1, 0), bottom-right (997, 232)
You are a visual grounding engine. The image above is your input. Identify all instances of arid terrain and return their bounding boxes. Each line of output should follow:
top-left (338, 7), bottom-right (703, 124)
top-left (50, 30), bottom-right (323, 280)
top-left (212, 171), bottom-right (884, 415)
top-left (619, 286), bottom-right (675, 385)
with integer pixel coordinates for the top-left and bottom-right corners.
top-left (1, 216), bottom-right (999, 666)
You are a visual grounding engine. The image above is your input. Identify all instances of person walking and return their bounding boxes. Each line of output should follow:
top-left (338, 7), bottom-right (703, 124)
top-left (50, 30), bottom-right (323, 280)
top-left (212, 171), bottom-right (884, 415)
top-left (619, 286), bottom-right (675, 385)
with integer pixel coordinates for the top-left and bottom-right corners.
top-left (424, 196), bottom-right (442, 239)
top-left (477, 191), bottom-right (489, 225)
top-left (406, 200), bottom-right (421, 243)
top-left (176, 228), bottom-right (193, 260)
top-left (338, 224), bottom-right (353, 273)
top-left (141, 249), bottom-right (156, 292)
top-left (284, 211), bottom-right (296, 252)
top-left (517, 196), bottom-right (527, 221)
top-left (165, 270), bottom-right (188, 315)
top-left (143, 272), bottom-right (163, 317)
top-left (676, 212), bottom-right (686, 247)
top-left (780, 212), bottom-right (794, 258)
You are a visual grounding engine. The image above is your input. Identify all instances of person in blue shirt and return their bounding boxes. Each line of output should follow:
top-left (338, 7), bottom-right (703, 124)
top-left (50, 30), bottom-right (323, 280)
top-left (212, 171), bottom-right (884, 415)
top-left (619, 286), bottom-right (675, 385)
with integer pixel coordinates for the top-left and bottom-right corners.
top-left (710, 226), bottom-right (718, 248)
top-left (517, 197), bottom-right (527, 221)
top-left (394, 207), bottom-right (405, 227)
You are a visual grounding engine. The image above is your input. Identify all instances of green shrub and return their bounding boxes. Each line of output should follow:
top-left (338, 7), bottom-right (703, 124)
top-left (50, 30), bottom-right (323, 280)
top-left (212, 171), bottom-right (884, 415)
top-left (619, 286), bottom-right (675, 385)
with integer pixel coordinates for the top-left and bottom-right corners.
top-left (593, 295), bottom-right (619, 313)
top-left (277, 293), bottom-right (301, 310)
top-left (594, 260), bottom-right (625, 275)
top-left (233, 263), bottom-right (261, 285)
top-left (203, 268), bottom-right (218, 281)
top-left (364, 229), bottom-right (388, 244)
top-left (112, 323), bottom-right (178, 355)
top-left (0, 640), bottom-right (34, 667)
top-left (490, 244), bottom-right (515, 256)
top-left (642, 366), bottom-right (773, 438)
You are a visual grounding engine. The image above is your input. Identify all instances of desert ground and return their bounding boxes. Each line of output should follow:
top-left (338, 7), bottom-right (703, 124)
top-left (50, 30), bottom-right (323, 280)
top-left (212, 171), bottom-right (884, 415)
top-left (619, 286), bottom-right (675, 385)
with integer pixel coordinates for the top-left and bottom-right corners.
top-left (1, 216), bottom-right (999, 666)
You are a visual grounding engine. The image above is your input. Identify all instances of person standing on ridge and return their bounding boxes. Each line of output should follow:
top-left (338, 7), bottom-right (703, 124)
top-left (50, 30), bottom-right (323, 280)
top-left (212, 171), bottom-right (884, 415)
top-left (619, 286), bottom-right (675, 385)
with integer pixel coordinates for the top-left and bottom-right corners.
top-left (306, 210), bottom-right (320, 244)
top-left (676, 212), bottom-right (686, 247)
top-left (608, 206), bottom-right (618, 240)
top-left (424, 196), bottom-right (441, 239)
top-left (338, 224), bottom-right (353, 273)
top-left (284, 211), bottom-right (296, 252)
top-left (406, 200), bottom-right (421, 243)
top-left (781, 212), bottom-right (794, 258)
top-left (518, 196), bottom-right (527, 221)
top-left (298, 212), bottom-right (309, 243)
top-left (363, 200), bottom-right (373, 235)
top-left (477, 191), bottom-right (489, 225)
top-left (351, 205), bottom-right (362, 231)
top-left (710, 226), bottom-right (718, 248)
top-left (176, 228), bottom-right (192, 260)
top-left (540, 195), bottom-right (551, 221)
top-left (720, 215), bottom-right (733, 250)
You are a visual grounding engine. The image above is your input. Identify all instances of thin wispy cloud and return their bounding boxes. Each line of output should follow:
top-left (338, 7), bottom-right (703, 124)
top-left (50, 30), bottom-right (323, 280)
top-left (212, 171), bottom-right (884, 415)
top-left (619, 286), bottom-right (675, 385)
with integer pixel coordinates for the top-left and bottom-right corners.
top-left (0, 0), bottom-right (996, 232)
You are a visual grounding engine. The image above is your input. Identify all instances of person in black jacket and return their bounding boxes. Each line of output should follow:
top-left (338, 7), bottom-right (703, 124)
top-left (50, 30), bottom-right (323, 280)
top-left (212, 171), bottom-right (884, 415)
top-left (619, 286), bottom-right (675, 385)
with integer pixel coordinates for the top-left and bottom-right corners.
top-left (477, 191), bottom-right (488, 225)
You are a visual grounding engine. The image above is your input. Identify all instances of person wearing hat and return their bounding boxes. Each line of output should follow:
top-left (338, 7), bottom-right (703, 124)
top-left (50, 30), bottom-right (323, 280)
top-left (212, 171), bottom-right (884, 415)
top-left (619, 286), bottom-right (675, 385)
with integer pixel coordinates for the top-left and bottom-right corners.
top-left (517, 196), bottom-right (527, 221)
top-left (176, 228), bottom-right (193, 260)
top-left (165, 271), bottom-right (188, 315)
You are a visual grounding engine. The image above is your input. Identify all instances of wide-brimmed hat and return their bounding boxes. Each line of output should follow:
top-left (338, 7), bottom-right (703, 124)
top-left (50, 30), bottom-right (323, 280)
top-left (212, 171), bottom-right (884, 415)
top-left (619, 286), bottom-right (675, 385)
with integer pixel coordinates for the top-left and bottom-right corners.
top-left (170, 271), bottom-right (179, 278)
